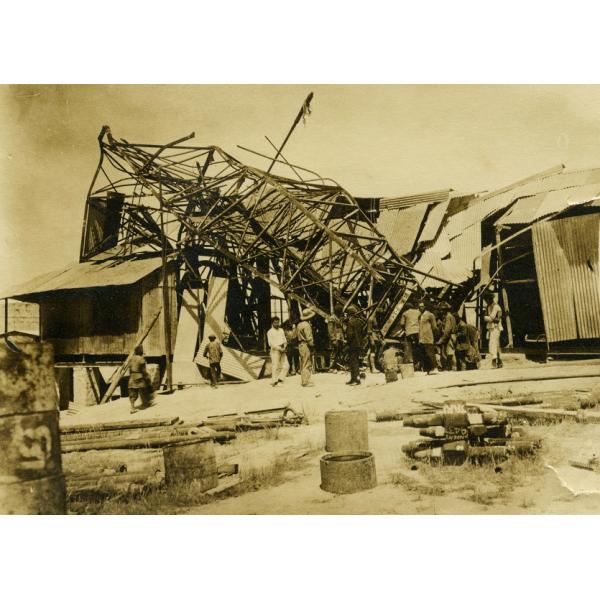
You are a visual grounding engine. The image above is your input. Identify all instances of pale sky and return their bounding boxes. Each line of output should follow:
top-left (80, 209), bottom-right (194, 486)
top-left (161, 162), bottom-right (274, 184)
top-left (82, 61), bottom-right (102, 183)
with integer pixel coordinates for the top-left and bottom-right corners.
top-left (3, 84), bottom-right (600, 288)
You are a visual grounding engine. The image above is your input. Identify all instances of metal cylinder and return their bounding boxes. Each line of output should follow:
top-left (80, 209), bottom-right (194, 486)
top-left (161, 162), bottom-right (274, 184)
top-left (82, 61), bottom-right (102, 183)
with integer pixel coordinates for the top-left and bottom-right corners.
top-left (399, 363), bottom-right (414, 379)
top-left (320, 452), bottom-right (377, 494)
top-left (0, 343), bottom-right (66, 514)
top-left (324, 409), bottom-right (368, 453)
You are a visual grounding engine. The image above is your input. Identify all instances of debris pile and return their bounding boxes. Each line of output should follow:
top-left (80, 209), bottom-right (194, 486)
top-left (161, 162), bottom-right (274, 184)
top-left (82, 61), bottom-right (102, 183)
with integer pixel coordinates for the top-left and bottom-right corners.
top-left (402, 402), bottom-right (541, 465)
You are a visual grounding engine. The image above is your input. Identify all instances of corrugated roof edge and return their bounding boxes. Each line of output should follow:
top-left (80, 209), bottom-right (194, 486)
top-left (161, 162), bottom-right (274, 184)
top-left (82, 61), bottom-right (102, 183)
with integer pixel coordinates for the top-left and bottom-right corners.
top-left (1, 251), bottom-right (168, 300)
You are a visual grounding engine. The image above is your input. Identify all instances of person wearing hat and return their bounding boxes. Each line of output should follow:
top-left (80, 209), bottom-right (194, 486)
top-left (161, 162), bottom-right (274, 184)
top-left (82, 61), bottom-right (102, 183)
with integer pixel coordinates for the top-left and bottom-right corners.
top-left (345, 305), bottom-right (365, 385)
top-left (438, 302), bottom-right (457, 371)
top-left (483, 292), bottom-right (503, 368)
top-left (297, 308), bottom-right (316, 386)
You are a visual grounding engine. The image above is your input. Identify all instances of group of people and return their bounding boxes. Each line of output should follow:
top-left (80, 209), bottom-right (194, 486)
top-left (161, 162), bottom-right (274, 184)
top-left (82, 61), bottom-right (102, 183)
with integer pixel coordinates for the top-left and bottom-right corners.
top-left (266, 309), bottom-right (317, 387)
top-left (127, 291), bottom-right (505, 403)
top-left (397, 291), bottom-right (503, 375)
top-left (268, 304), bottom-right (368, 388)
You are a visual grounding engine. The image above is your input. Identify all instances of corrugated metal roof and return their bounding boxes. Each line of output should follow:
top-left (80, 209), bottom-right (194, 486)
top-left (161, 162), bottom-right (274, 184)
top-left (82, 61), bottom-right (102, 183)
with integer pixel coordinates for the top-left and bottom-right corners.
top-left (413, 251), bottom-right (472, 288)
top-left (3, 255), bottom-right (165, 299)
top-left (496, 182), bottom-right (600, 226)
top-left (495, 193), bottom-right (548, 226)
top-left (379, 189), bottom-right (452, 211)
top-left (532, 214), bottom-right (600, 342)
top-left (376, 203), bottom-right (430, 256)
top-left (418, 200), bottom-right (450, 244)
top-left (447, 167), bottom-right (600, 238)
top-left (449, 225), bottom-right (482, 272)
top-left (534, 183), bottom-right (600, 220)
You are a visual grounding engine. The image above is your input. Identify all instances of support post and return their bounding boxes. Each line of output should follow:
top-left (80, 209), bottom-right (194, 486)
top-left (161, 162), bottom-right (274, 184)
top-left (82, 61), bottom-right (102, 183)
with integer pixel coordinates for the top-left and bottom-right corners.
top-left (495, 228), bottom-right (514, 348)
top-left (159, 174), bottom-right (173, 392)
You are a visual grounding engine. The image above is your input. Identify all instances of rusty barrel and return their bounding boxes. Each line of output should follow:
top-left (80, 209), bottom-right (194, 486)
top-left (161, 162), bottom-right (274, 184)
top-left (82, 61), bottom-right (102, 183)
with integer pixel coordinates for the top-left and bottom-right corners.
top-left (324, 409), bottom-right (369, 453)
top-left (0, 343), bottom-right (66, 514)
top-left (320, 452), bottom-right (377, 494)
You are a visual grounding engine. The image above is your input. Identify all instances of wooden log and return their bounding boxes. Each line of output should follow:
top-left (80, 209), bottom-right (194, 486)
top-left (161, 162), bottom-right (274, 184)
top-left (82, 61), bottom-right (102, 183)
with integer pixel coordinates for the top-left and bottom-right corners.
top-left (60, 423), bottom-right (197, 442)
top-left (471, 403), bottom-right (600, 424)
top-left (61, 434), bottom-right (219, 453)
top-left (60, 416), bottom-right (180, 435)
top-left (0, 342), bottom-right (66, 514)
top-left (64, 439), bottom-right (218, 496)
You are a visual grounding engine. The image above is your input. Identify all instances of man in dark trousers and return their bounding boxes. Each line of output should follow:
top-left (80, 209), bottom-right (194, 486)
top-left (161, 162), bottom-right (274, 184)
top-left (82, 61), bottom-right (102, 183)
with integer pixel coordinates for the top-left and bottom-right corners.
top-left (345, 305), bottom-right (365, 386)
top-left (418, 300), bottom-right (439, 375)
top-left (128, 345), bottom-right (154, 413)
top-left (203, 334), bottom-right (223, 388)
top-left (399, 302), bottom-right (421, 368)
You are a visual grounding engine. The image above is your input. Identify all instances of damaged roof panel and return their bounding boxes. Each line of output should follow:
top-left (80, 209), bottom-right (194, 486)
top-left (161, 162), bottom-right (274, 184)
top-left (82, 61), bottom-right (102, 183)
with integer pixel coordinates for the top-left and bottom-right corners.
top-left (379, 189), bottom-right (451, 211)
top-left (418, 199), bottom-right (450, 244)
top-left (376, 203), bottom-right (430, 257)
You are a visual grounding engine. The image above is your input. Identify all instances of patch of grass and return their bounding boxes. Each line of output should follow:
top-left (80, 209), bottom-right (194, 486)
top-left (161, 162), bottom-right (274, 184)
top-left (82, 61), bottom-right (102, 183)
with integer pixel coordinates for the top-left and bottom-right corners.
top-left (391, 448), bottom-right (547, 507)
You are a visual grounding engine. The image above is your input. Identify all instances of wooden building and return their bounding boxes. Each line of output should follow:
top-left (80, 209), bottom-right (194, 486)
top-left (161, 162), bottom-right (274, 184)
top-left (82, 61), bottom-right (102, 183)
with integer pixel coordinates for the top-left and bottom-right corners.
top-left (4, 254), bottom-right (177, 362)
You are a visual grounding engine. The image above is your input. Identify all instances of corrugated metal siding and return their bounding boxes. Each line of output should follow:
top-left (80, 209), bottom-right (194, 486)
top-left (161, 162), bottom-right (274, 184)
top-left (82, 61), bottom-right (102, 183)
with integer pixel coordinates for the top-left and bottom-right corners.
top-left (379, 189), bottom-right (451, 210)
top-left (376, 204), bottom-right (430, 256)
top-left (532, 220), bottom-right (577, 342)
top-left (532, 215), bottom-right (600, 342)
top-left (559, 215), bottom-right (600, 338)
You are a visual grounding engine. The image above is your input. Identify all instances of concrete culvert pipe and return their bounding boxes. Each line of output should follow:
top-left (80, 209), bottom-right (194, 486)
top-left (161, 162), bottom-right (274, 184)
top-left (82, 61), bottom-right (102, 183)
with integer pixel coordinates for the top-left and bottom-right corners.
top-left (320, 452), bottom-right (377, 494)
top-left (324, 410), bottom-right (369, 453)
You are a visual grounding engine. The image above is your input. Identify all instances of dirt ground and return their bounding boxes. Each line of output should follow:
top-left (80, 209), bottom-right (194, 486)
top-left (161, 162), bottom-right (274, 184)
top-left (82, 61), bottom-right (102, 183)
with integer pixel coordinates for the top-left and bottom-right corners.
top-left (63, 357), bottom-right (600, 515)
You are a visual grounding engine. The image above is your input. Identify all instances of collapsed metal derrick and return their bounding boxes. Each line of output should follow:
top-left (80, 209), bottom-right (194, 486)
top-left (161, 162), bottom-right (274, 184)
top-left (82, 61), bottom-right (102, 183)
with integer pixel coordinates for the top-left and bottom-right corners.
top-left (80, 126), bottom-right (428, 336)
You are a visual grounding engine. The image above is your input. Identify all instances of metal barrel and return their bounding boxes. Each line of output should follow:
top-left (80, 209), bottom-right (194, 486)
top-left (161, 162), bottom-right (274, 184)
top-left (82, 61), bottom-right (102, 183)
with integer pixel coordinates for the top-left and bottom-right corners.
top-left (324, 409), bottom-right (369, 453)
top-left (0, 343), bottom-right (66, 514)
top-left (320, 452), bottom-right (377, 494)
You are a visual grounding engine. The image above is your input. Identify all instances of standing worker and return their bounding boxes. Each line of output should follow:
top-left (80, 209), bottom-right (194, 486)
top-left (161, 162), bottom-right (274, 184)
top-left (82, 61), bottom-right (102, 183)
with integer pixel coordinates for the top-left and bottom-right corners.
top-left (128, 345), bottom-right (154, 413)
top-left (297, 308), bottom-right (316, 387)
top-left (484, 292), bottom-right (503, 368)
top-left (418, 301), bottom-right (439, 375)
top-left (438, 302), bottom-right (457, 371)
top-left (283, 320), bottom-right (299, 376)
top-left (345, 305), bottom-right (365, 386)
top-left (267, 316), bottom-right (289, 386)
top-left (327, 307), bottom-right (345, 373)
top-left (365, 314), bottom-right (383, 373)
top-left (399, 302), bottom-right (421, 369)
top-left (203, 334), bottom-right (223, 388)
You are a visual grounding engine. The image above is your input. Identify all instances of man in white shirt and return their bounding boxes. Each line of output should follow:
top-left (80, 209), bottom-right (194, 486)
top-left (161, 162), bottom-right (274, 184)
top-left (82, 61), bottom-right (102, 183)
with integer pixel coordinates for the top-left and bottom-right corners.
top-left (267, 316), bottom-right (289, 386)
